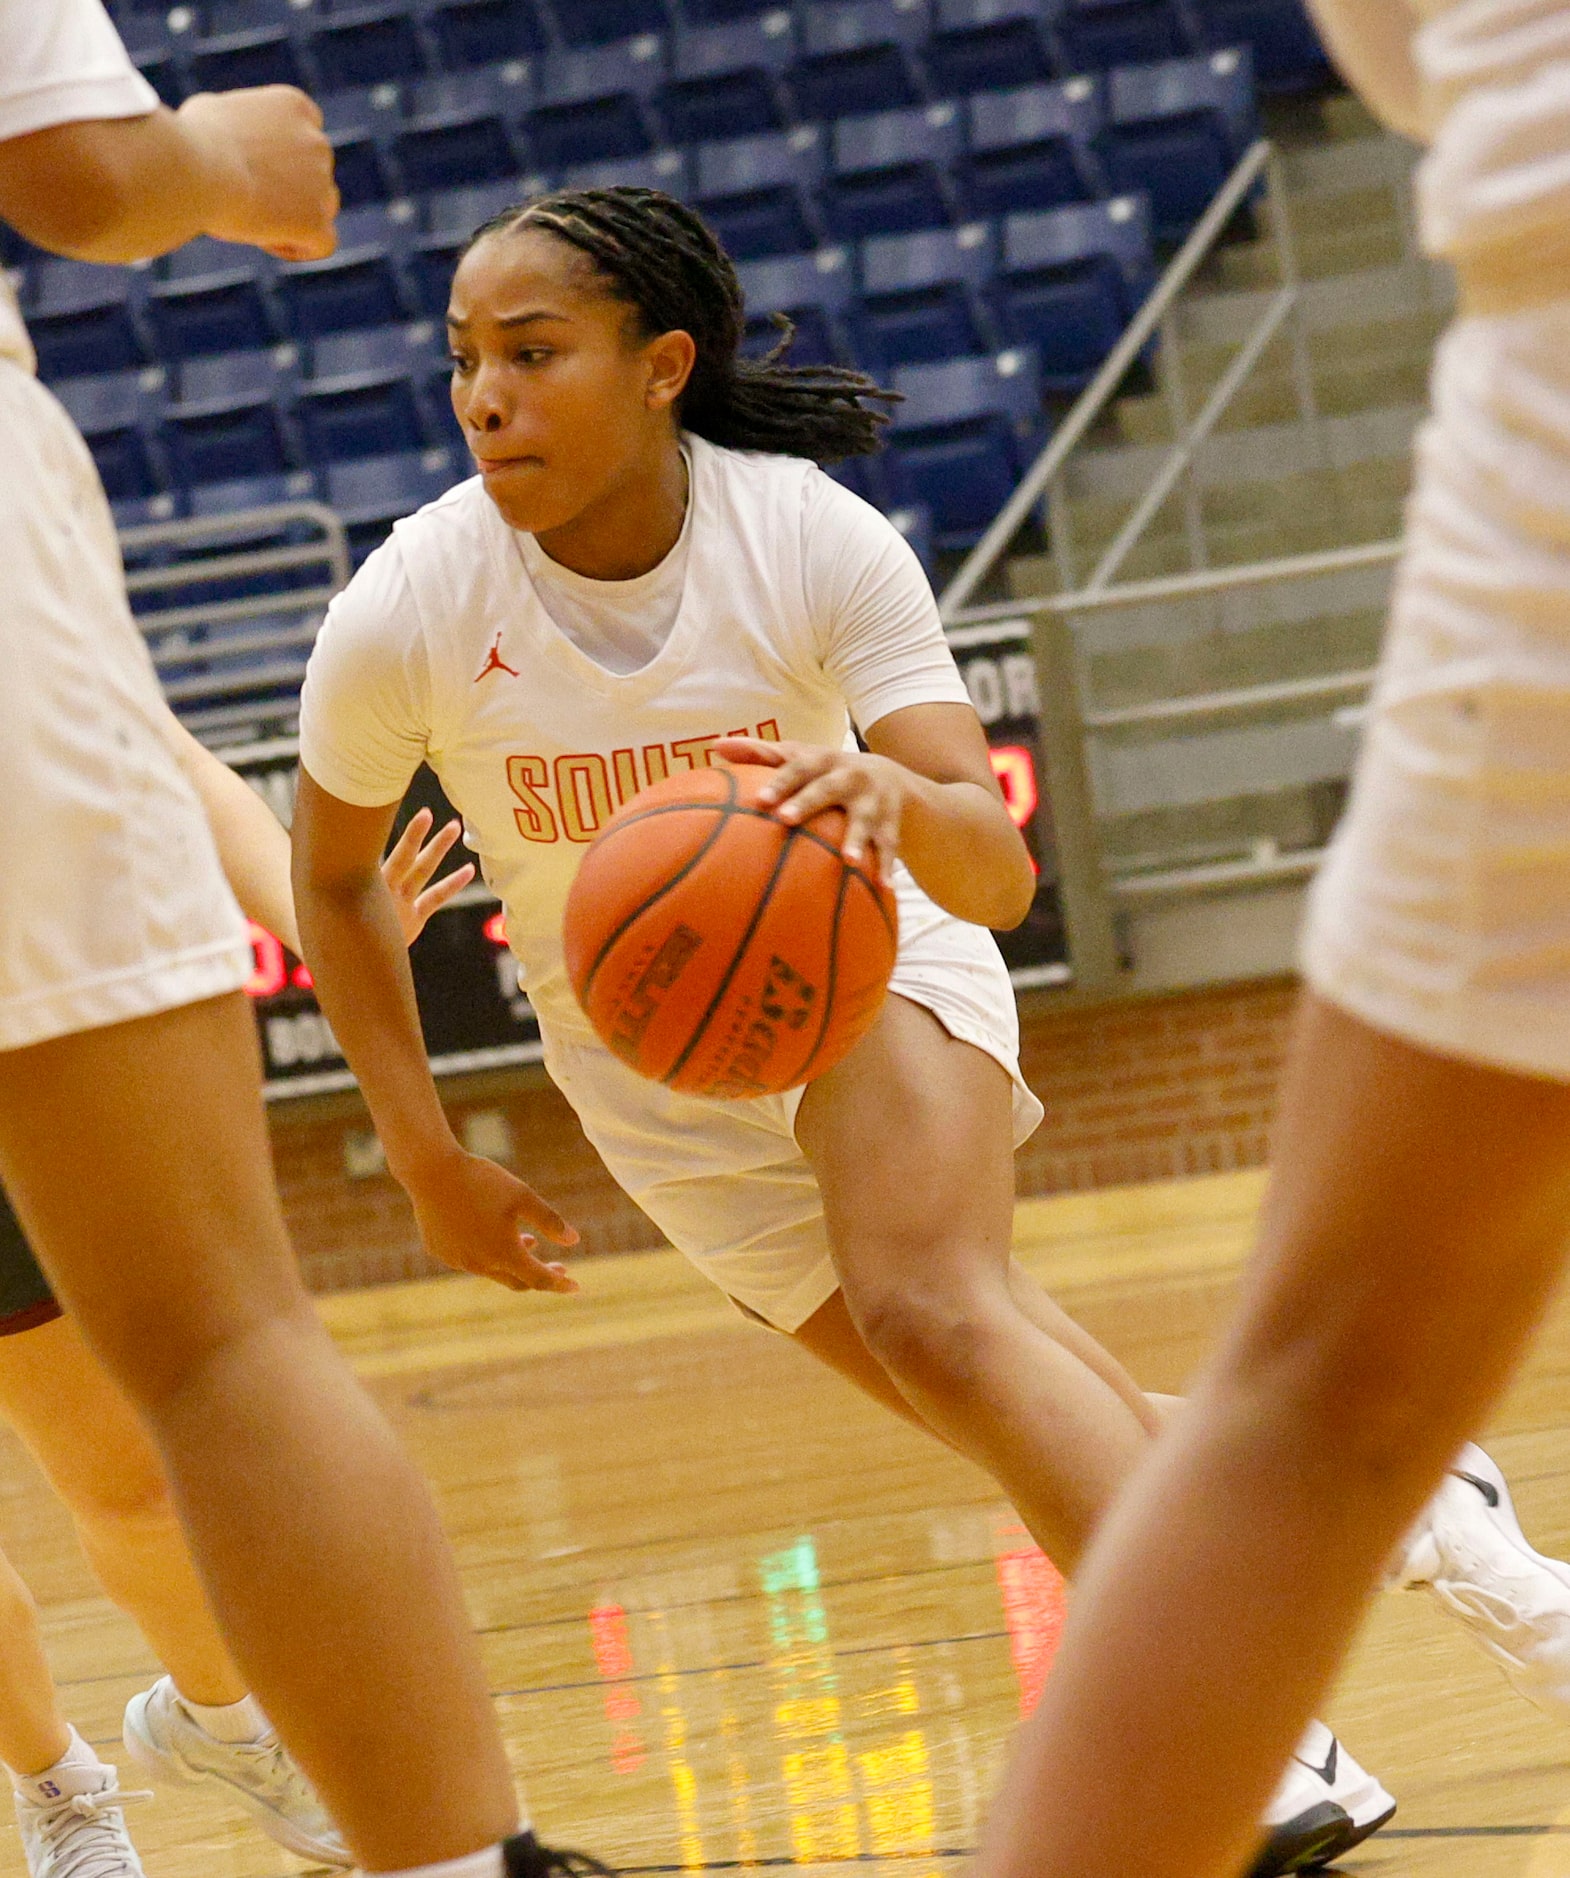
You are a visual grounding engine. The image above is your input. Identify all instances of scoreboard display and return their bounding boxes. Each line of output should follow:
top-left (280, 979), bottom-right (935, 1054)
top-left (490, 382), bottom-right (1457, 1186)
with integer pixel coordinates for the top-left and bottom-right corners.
top-left (232, 623), bottom-right (1067, 1098)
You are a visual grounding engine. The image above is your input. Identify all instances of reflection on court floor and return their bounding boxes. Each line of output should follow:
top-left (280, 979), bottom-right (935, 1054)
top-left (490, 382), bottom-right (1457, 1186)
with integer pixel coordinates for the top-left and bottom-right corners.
top-left (5, 1171), bottom-right (1570, 1877)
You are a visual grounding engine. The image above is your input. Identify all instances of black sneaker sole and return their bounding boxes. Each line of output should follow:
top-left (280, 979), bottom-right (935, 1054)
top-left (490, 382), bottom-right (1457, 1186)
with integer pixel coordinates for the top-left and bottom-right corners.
top-left (1249, 1795), bottom-right (1397, 1877)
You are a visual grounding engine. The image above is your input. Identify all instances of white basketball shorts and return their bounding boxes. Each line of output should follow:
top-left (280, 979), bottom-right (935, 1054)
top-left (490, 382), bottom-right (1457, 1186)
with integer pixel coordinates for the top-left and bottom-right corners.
top-left (540, 890), bottom-right (1045, 1332)
top-left (0, 364), bottom-right (252, 1052)
top-left (1302, 304), bottom-right (1570, 1082)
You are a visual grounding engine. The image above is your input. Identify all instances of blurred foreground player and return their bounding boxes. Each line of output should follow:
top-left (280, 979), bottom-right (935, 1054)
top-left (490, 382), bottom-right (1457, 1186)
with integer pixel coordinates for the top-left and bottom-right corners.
top-left (975, 4), bottom-right (1570, 1876)
top-left (0, 799), bottom-right (467, 1878)
top-left (0, 8), bottom-right (607, 1877)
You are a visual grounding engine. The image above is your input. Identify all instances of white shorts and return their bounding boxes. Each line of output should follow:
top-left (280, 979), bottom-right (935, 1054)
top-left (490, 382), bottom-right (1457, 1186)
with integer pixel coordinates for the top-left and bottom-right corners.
top-left (1302, 306), bottom-right (1570, 1082)
top-left (0, 365), bottom-right (252, 1052)
top-left (540, 890), bottom-right (1044, 1331)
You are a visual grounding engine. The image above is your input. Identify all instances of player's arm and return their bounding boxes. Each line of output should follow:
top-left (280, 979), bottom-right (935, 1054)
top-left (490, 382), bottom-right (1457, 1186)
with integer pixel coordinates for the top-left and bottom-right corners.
top-left (716, 706), bottom-right (1035, 929)
top-left (291, 769), bottom-right (578, 1291)
top-left (0, 86), bottom-right (337, 264)
top-left (157, 710), bottom-right (472, 954)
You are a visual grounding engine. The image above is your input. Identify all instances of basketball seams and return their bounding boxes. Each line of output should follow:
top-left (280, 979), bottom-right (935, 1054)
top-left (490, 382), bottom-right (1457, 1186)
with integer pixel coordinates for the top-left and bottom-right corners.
top-left (661, 827), bottom-right (800, 1088)
top-left (792, 861), bottom-right (852, 1088)
top-left (575, 770), bottom-right (739, 1003)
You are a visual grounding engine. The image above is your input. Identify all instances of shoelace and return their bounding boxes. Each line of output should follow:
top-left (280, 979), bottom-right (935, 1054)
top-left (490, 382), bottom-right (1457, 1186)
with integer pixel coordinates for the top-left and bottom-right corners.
top-left (29, 1785), bottom-right (152, 1878)
top-left (225, 1735), bottom-right (336, 1827)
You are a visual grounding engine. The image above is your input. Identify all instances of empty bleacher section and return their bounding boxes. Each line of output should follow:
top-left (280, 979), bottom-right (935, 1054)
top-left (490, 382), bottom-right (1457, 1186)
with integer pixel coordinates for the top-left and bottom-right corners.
top-left (9, 0), bottom-right (1325, 574)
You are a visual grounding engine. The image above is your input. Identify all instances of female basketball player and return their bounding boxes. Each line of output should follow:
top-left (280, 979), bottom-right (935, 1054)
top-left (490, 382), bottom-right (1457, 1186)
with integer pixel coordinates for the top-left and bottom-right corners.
top-left (966, 2), bottom-right (1570, 1873)
top-left (0, 790), bottom-right (467, 1878)
top-left (290, 186), bottom-right (1570, 1876)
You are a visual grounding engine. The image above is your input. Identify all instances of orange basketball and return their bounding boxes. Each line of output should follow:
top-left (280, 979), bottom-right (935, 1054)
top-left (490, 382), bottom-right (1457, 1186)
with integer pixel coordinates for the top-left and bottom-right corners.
top-left (563, 762), bottom-right (899, 1098)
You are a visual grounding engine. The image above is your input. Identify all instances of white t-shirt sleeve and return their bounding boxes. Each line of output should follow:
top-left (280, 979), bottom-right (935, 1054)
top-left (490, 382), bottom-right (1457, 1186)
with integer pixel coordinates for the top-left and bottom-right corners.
top-left (0, 0), bottom-right (157, 143)
top-left (299, 537), bottom-right (434, 808)
top-left (801, 470), bottom-right (972, 733)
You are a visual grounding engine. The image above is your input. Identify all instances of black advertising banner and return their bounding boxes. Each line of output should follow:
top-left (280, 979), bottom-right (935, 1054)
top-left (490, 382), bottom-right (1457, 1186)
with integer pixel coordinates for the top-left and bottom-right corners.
top-left (229, 655), bottom-right (1068, 1099)
top-left (947, 618), bottom-right (1070, 987)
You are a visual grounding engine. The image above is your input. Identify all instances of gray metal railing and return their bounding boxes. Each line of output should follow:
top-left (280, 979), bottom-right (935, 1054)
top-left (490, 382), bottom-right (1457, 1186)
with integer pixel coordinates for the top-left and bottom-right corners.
top-left (940, 136), bottom-right (1411, 986)
top-left (123, 501), bottom-right (350, 746)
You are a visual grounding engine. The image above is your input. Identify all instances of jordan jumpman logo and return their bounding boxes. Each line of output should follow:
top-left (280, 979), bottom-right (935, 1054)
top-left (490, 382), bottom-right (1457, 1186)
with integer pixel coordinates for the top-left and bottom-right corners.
top-left (474, 631), bottom-right (520, 683)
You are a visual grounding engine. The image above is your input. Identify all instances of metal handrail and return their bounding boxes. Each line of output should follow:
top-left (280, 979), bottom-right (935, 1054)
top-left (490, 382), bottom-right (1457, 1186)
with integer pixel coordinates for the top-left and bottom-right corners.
top-left (121, 501), bottom-right (351, 592)
top-left (949, 537), bottom-right (1402, 625)
top-left (1083, 665), bottom-right (1378, 731)
top-left (940, 136), bottom-right (1276, 621)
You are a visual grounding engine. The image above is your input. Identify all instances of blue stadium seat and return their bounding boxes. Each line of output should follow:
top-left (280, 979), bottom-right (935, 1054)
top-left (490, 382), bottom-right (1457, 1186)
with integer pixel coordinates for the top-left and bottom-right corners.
top-left (165, 389), bottom-right (297, 493)
top-left (299, 366), bottom-right (433, 463)
top-left (203, 0), bottom-right (313, 30)
top-left (393, 66), bottom-right (532, 191)
top-left (175, 344), bottom-right (301, 410)
top-left (310, 321), bottom-right (446, 381)
top-left (421, 0), bottom-right (546, 66)
top-left (1057, 0), bottom-right (1199, 71)
top-left (321, 84), bottom-right (405, 207)
top-left (856, 220), bottom-right (999, 367)
top-left (692, 126), bottom-right (829, 259)
top-left (888, 499), bottom-right (935, 576)
top-left (118, 8), bottom-right (190, 105)
top-left (148, 241), bottom-right (282, 361)
top-left (561, 149), bottom-right (689, 193)
top-left (924, 0), bottom-right (1063, 99)
top-left (187, 24), bottom-right (315, 92)
top-left (426, 176), bottom-right (543, 235)
top-left (682, 0), bottom-right (789, 21)
top-left (991, 194), bottom-right (1152, 389)
top-left (826, 451), bottom-right (891, 508)
top-left (310, 4), bottom-right (430, 87)
top-left (112, 492), bottom-right (184, 529)
top-left (885, 347), bottom-right (1043, 545)
top-left (963, 77), bottom-right (1106, 217)
top-left (1190, 0), bottom-right (1328, 89)
top-left (414, 179), bottom-right (548, 314)
top-left (735, 247), bottom-right (855, 365)
top-left (276, 231), bottom-right (418, 339)
top-left (1100, 47), bottom-right (1256, 238)
top-left (188, 470), bottom-right (320, 519)
top-left (28, 262), bottom-right (152, 379)
top-left (54, 370), bottom-right (169, 503)
top-left (791, 0), bottom-right (930, 121)
top-left (656, 13), bottom-right (797, 145)
top-left (326, 446), bottom-right (463, 560)
top-left (822, 101), bottom-right (963, 241)
top-left (525, 36), bottom-right (665, 168)
top-left (551, 0), bottom-right (671, 46)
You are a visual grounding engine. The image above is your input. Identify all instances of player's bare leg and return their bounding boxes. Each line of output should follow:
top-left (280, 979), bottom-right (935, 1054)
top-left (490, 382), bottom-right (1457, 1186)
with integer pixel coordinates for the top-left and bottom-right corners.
top-left (976, 993), bottom-right (1570, 1878)
top-left (0, 992), bottom-right (520, 1872)
top-left (0, 1315), bottom-right (247, 1706)
top-left (0, 1547), bottom-right (71, 1778)
top-left (796, 993), bottom-right (1157, 1572)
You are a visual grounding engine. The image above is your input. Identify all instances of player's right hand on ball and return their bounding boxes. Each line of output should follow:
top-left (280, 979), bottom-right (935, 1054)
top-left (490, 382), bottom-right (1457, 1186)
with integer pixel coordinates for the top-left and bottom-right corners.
top-left (409, 1149), bottom-right (581, 1294)
top-left (176, 87), bottom-right (339, 261)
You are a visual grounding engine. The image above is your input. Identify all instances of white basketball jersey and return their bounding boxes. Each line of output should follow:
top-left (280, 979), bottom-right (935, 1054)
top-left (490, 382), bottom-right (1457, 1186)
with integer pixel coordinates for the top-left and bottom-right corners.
top-left (300, 433), bottom-right (972, 1044)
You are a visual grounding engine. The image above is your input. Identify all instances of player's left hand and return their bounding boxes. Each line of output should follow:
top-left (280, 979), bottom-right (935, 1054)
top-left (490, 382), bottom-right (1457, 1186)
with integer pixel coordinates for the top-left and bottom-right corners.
top-left (715, 736), bottom-right (905, 877)
top-left (381, 806), bottom-right (477, 946)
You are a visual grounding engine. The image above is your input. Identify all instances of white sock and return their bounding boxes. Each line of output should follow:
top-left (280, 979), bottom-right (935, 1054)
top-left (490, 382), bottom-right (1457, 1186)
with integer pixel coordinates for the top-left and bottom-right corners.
top-left (177, 1692), bottom-right (271, 1745)
top-left (373, 1849), bottom-right (506, 1878)
top-left (10, 1728), bottom-right (108, 1800)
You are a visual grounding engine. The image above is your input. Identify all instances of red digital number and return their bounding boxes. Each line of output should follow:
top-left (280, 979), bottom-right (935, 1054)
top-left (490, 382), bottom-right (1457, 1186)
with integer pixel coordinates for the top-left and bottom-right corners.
top-left (244, 922), bottom-right (287, 1000)
top-left (990, 745), bottom-right (1039, 828)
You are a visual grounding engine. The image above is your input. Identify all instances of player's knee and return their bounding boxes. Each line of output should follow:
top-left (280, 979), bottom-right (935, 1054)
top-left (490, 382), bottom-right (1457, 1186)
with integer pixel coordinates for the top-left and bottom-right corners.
top-left (847, 1271), bottom-right (1001, 1402)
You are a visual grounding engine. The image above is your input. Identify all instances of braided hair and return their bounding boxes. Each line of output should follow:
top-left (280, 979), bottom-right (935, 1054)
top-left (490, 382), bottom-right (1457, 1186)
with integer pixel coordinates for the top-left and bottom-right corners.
top-left (463, 186), bottom-right (897, 462)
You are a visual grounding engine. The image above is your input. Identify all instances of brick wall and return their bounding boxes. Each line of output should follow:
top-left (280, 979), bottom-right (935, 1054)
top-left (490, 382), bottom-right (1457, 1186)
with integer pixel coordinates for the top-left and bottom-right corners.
top-left (272, 974), bottom-right (1302, 1293)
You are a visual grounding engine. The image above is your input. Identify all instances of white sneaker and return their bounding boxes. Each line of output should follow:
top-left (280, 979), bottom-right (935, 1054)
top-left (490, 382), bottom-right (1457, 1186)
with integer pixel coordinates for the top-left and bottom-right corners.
top-left (122, 1677), bottom-right (350, 1866)
top-left (1251, 1722), bottom-right (1396, 1876)
top-left (1391, 1442), bottom-right (1570, 1719)
top-left (13, 1756), bottom-right (150, 1878)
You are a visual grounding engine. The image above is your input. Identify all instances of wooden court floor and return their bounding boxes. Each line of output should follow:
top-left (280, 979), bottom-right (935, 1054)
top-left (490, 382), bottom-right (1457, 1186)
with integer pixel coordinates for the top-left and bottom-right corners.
top-left (7, 1167), bottom-right (1570, 1876)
